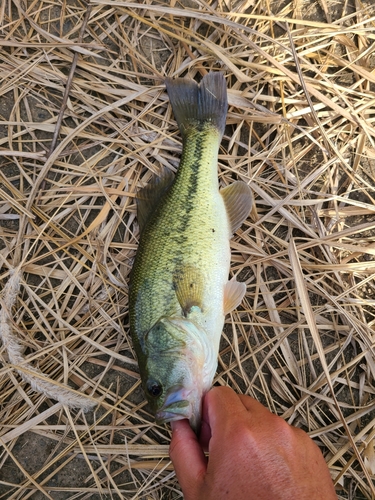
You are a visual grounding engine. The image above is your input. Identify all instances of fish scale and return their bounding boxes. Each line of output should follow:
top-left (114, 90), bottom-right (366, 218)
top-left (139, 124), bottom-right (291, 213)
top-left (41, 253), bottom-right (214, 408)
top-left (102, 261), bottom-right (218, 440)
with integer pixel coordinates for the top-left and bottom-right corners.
top-left (130, 128), bottom-right (226, 339)
top-left (129, 72), bottom-right (252, 430)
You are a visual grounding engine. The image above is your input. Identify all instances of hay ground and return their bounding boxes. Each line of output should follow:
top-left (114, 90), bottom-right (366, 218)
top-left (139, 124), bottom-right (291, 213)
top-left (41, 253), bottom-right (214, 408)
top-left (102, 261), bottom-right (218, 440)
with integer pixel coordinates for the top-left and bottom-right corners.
top-left (0, 0), bottom-right (375, 498)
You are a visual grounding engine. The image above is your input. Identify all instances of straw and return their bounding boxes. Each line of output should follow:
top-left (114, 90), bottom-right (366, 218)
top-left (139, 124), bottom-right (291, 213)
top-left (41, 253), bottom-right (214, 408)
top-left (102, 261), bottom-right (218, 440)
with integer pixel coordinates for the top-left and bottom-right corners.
top-left (0, 0), bottom-right (375, 497)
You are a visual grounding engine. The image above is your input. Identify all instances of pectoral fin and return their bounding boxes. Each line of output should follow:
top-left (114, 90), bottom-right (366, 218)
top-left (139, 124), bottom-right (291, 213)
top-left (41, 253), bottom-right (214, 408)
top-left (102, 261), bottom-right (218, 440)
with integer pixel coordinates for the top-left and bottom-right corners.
top-left (220, 181), bottom-right (252, 234)
top-left (224, 277), bottom-right (246, 315)
top-left (136, 169), bottom-right (174, 232)
top-left (173, 266), bottom-right (204, 316)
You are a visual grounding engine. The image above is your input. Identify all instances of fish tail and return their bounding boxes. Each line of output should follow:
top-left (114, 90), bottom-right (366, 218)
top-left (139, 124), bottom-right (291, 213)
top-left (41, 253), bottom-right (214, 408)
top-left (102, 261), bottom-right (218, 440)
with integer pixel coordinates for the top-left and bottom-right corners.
top-left (165, 72), bottom-right (227, 139)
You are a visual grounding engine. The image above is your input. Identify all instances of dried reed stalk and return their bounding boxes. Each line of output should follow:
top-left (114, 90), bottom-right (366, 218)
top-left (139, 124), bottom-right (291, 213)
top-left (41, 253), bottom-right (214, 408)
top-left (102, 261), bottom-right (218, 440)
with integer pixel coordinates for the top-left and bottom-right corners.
top-left (0, 0), bottom-right (375, 498)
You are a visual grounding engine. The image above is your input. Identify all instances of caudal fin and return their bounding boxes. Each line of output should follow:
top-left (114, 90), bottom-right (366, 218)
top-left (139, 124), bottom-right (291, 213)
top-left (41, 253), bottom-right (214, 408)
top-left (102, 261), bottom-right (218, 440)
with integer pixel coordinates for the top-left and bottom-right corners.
top-left (165, 72), bottom-right (227, 139)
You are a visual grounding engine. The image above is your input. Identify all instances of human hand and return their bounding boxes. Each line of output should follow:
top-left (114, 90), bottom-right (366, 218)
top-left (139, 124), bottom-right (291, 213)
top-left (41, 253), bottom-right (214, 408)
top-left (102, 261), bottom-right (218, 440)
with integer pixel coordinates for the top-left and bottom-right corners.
top-left (169, 386), bottom-right (337, 500)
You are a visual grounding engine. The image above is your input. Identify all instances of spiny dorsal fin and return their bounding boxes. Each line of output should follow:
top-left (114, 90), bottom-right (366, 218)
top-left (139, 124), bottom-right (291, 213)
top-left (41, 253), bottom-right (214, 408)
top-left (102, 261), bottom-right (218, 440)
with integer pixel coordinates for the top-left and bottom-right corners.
top-left (220, 181), bottom-right (252, 234)
top-left (223, 277), bottom-right (246, 315)
top-left (136, 169), bottom-right (174, 232)
top-left (173, 266), bottom-right (205, 316)
top-left (165, 72), bottom-right (227, 139)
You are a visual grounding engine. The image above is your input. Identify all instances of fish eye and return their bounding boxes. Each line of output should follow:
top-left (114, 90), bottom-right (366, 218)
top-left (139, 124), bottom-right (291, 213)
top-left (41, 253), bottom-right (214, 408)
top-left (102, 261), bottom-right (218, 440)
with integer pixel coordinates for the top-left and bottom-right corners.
top-left (146, 379), bottom-right (163, 398)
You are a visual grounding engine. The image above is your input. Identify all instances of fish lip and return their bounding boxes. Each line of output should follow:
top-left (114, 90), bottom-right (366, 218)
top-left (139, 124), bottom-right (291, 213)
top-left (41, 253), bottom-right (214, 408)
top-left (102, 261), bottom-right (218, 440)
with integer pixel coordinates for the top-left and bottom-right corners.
top-left (155, 385), bottom-right (193, 424)
top-left (155, 385), bottom-right (202, 431)
top-left (164, 385), bottom-right (193, 406)
top-left (155, 406), bottom-right (191, 425)
top-left (156, 405), bottom-right (201, 432)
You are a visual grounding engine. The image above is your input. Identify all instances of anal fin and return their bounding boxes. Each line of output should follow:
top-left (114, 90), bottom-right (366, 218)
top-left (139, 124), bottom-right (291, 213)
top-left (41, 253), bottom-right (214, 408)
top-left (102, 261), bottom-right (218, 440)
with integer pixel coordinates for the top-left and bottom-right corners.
top-left (224, 277), bottom-right (246, 315)
top-left (220, 181), bottom-right (252, 234)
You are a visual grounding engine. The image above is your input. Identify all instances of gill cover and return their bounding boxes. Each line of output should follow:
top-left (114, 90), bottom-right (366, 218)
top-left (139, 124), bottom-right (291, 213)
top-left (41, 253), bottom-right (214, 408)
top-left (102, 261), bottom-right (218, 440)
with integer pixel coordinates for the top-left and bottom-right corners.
top-left (143, 316), bottom-right (214, 431)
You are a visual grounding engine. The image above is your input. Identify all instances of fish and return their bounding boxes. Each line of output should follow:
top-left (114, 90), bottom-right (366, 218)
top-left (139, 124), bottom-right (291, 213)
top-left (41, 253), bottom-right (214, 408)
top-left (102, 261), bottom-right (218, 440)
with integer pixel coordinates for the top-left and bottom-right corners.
top-left (129, 72), bottom-right (252, 431)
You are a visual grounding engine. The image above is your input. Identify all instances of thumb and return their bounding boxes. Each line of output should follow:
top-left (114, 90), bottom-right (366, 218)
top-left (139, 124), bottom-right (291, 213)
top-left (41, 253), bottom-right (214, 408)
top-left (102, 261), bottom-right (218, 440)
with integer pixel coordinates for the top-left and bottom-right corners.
top-left (169, 420), bottom-right (207, 498)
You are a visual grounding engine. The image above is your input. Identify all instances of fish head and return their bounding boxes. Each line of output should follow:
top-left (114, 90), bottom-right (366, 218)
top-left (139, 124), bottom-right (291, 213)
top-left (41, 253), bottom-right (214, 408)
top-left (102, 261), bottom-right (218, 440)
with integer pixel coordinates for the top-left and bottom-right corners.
top-left (142, 316), bottom-right (215, 431)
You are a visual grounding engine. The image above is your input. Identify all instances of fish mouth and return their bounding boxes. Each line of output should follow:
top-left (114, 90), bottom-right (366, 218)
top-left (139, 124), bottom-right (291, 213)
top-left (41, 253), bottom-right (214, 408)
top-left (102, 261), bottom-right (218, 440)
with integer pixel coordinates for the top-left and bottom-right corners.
top-left (155, 401), bottom-right (190, 424)
top-left (155, 385), bottom-right (201, 431)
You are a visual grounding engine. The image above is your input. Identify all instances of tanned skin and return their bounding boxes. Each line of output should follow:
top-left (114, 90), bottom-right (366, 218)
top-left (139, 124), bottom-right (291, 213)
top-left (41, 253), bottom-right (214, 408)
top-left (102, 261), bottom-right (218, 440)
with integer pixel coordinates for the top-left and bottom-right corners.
top-left (170, 386), bottom-right (337, 500)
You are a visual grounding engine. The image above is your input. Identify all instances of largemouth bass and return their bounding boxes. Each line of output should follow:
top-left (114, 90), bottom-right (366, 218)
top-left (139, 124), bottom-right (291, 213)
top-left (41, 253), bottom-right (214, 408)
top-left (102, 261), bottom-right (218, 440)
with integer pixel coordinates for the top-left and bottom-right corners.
top-left (129, 72), bottom-right (252, 430)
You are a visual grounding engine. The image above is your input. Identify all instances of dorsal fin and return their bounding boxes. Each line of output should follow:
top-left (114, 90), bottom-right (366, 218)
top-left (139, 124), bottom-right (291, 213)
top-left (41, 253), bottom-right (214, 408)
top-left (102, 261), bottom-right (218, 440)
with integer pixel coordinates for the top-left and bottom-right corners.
top-left (223, 277), bottom-right (246, 315)
top-left (220, 181), bottom-right (252, 234)
top-left (136, 170), bottom-right (174, 232)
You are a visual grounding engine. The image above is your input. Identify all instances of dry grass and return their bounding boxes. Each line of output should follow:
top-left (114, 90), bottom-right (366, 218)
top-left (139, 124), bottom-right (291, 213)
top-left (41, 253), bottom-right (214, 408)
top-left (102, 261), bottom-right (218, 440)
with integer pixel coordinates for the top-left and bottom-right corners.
top-left (0, 0), bottom-right (375, 498)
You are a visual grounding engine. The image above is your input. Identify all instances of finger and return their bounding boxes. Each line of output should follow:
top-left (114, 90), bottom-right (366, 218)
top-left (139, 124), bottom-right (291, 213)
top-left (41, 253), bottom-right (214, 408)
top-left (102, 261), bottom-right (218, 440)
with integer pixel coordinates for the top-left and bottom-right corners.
top-left (200, 386), bottom-right (249, 455)
top-left (206, 387), bottom-right (274, 426)
top-left (200, 387), bottom-right (238, 450)
top-left (203, 387), bottom-right (280, 454)
top-left (199, 413), bottom-right (211, 451)
top-left (204, 386), bottom-right (248, 433)
top-left (169, 420), bottom-right (207, 497)
top-left (238, 394), bottom-right (274, 416)
top-left (199, 387), bottom-right (233, 451)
